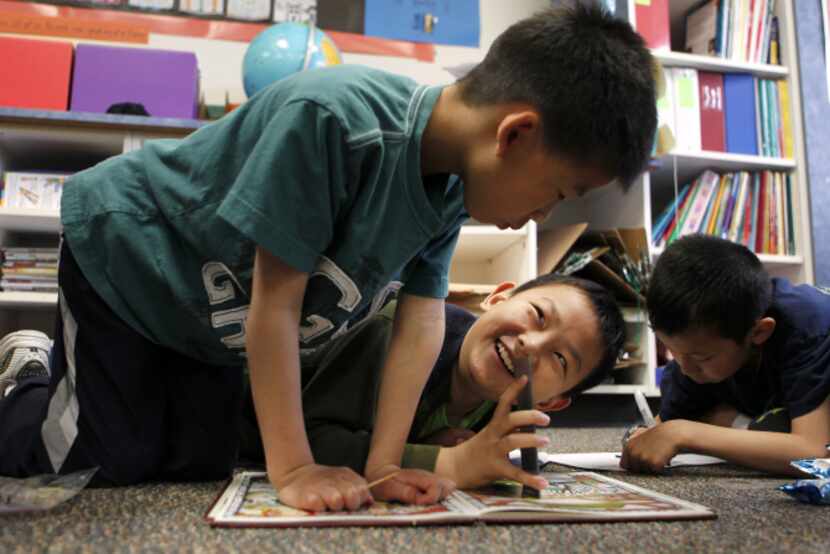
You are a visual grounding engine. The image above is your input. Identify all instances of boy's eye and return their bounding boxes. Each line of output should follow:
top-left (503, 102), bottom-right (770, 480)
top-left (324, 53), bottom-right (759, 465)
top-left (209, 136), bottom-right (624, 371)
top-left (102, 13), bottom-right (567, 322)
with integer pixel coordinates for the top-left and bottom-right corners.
top-left (555, 352), bottom-right (567, 369)
top-left (532, 304), bottom-right (545, 324)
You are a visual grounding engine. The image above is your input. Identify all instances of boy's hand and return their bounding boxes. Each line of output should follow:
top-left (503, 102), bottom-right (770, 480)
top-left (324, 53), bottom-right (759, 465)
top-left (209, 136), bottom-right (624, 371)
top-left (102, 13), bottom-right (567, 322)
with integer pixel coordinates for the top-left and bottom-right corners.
top-left (367, 465), bottom-right (456, 505)
top-left (437, 375), bottom-right (550, 490)
top-left (271, 464), bottom-right (373, 512)
top-left (619, 420), bottom-right (690, 473)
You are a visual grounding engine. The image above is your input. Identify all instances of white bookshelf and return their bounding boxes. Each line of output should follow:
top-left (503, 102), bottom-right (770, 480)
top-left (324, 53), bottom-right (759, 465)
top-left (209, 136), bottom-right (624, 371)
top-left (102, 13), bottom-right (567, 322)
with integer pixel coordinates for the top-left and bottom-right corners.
top-left (0, 110), bottom-right (204, 335)
top-left (540, 0), bottom-right (813, 396)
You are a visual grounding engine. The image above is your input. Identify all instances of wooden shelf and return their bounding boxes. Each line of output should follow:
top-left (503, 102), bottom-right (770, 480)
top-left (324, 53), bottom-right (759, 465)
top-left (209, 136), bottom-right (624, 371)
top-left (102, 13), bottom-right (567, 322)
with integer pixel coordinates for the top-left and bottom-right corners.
top-left (0, 291), bottom-right (58, 308)
top-left (0, 208), bottom-right (61, 233)
top-left (653, 50), bottom-right (788, 79)
top-left (650, 151), bottom-right (796, 186)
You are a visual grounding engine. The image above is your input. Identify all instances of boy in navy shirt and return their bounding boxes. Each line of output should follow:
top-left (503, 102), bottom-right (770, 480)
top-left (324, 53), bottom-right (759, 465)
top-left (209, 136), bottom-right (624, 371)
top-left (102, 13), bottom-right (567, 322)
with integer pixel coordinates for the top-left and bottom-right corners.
top-left (621, 235), bottom-right (830, 475)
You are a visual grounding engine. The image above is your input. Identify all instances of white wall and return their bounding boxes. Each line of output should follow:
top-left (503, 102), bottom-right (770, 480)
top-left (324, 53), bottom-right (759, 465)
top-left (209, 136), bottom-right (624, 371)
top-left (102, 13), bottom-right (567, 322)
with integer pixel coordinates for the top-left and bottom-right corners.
top-left (1, 0), bottom-right (550, 107)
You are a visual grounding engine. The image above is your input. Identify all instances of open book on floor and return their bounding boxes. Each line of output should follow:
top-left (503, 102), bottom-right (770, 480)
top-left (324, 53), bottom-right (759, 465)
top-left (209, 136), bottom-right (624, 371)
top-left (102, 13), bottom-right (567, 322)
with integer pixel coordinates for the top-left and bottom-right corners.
top-left (205, 470), bottom-right (716, 528)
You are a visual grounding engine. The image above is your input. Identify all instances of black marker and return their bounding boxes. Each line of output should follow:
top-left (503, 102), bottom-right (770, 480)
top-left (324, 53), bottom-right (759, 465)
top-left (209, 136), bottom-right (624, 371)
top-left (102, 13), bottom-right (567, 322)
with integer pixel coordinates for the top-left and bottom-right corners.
top-left (514, 355), bottom-right (540, 498)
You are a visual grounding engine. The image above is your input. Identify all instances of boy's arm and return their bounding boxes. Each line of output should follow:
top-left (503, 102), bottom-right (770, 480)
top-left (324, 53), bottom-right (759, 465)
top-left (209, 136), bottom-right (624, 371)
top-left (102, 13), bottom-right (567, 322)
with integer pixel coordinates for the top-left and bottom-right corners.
top-left (622, 396), bottom-right (830, 475)
top-left (248, 247), bottom-right (371, 511)
top-left (364, 292), bottom-right (453, 503)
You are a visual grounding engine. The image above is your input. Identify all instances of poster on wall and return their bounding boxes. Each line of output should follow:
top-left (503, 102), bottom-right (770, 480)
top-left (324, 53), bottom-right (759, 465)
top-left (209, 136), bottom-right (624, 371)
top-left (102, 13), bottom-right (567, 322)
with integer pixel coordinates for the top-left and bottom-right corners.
top-left (127, 0), bottom-right (175, 11)
top-left (179, 0), bottom-right (225, 16)
top-left (364, 0), bottom-right (479, 47)
top-left (226, 0), bottom-right (271, 20)
top-left (272, 0), bottom-right (316, 23)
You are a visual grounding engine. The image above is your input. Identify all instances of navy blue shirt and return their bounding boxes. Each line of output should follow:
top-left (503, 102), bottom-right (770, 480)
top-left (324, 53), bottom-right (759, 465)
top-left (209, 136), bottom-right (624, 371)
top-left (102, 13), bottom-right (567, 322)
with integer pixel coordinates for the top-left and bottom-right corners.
top-left (660, 278), bottom-right (830, 421)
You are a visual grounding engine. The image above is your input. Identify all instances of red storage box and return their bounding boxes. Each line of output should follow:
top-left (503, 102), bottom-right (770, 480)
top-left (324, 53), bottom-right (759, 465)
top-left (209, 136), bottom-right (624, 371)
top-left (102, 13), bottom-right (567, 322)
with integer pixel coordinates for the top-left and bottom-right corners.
top-left (0, 36), bottom-right (73, 111)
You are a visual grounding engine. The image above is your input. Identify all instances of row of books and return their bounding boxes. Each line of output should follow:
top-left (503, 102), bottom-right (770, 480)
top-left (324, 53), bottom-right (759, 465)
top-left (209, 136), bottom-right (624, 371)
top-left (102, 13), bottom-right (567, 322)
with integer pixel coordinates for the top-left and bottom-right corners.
top-left (1, 247), bottom-right (59, 293)
top-left (686, 0), bottom-right (780, 65)
top-left (652, 169), bottom-right (795, 256)
top-left (0, 172), bottom-right (68, 211)
top-left (659, 67), bottom-right (792, 157)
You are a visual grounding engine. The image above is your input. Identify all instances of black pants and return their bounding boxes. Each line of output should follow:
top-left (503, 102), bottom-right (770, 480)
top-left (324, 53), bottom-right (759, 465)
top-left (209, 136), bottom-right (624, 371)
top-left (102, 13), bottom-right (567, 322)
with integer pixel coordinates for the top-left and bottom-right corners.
top-left (0, 242), bottom-right (243, 485)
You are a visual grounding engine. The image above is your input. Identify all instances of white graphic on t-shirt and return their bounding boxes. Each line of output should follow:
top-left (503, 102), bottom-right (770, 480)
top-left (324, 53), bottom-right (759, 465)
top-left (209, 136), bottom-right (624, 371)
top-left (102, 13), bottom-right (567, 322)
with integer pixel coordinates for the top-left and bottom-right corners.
top-left (203, 261), bottom-right (248, 304)
top-left (211, 305), bottom-right (249, 350)
top-left (202, 257), bottom-right (402, 356)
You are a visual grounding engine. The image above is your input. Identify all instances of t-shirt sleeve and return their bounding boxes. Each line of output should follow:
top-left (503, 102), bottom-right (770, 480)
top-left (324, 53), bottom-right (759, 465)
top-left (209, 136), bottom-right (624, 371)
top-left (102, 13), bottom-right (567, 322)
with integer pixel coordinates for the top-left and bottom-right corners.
top-left (401, 220), bottom-right (463, 299)
top-left (217, 100), bottom-right (348, 273)
top-left (658, 361), bottom-right (720, 421)
top-left (778, 332), bottom-right (830, 419)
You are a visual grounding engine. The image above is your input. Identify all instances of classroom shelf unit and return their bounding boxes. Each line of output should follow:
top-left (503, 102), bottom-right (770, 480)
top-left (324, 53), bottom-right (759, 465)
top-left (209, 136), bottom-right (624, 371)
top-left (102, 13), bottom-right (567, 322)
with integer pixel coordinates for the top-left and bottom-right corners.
top-left (541, 0), bottom-right (814, 396)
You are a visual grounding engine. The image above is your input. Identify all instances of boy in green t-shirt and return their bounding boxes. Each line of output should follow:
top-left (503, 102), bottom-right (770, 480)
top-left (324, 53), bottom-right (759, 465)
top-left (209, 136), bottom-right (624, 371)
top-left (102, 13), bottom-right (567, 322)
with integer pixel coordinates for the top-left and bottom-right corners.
top-left (239, 273), bottom-right (626, 491)
top-left (0, 4), bottom-right (656, 511)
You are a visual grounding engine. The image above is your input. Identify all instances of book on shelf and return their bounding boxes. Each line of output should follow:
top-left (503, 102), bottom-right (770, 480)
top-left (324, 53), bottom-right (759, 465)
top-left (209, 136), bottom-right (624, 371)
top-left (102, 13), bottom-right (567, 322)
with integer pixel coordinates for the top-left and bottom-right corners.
top-left (683, 0), bottom-right (779, 64)
top-left (698, 71), bottom-right (726, 152)
top-left (724, 73), bottom-right (758, 155)
top-left (670, 68), bottom-right (702, 152)
top-left (653, 169), bottom-right (795, 255)
top-left (205, 470), bottom-right (716, 528)
top-left (634, 0), bottom-right (670, 51)
top-left (0, 172), bottom-right (69, 211)
top-left (1, 247), bottom-right (59, 293)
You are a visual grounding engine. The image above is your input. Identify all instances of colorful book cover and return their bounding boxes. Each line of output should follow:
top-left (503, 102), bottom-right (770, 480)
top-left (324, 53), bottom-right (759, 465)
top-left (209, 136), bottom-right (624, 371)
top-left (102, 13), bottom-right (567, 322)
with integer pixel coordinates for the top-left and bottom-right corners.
top-left (698, 72), bottom-right (726, 152)
top-left (669, 176), bottom-right (702, 243)
top-left (720, 173), bottom-right (740, 239)
top-left (652, 184), bottom-right (690, 244)
top-left (662, 182), bottom-right (697, 245)
top-left (681, 170), bottom-right (720, 236)
top-left (741, 174), bottom-right (755, 247)
top-left (749, 172), bottom-right (761, 251)
top-left (785, 173), bottom-right (796, 254)
top-left (724, 73), bottom-right (759, 155)
top-left (776, 171), bottom-right (785, 255)
top-left (728, 172), bottom-right (749, 242)
top-left (777, 79), bottom-right (794, 158)
top-left (706, 175), bottom-right (729, 235)
top-left (755, 171), bottom-right (768, 253)
top-left (205, 471), bottom-right (716, 528)
top-left (712, 174), bottom-right (733, 237)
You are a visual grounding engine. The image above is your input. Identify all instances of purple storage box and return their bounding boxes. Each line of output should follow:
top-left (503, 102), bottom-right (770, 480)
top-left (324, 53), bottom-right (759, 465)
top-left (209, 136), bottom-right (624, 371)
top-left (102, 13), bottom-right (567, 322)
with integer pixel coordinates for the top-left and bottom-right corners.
top-left (71, 44), bottom-right (199, 119)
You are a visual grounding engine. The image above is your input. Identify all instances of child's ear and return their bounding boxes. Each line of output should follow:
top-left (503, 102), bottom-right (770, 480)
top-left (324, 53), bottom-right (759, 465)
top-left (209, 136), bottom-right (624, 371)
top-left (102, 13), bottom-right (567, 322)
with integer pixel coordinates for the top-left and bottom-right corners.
top-left (537, 396), bottom-right (571, 412)
top-left (495, 110), bottom-right (540, 157)
top-left (480, 281), bottom-right (516, 312)
top-left (750, 317), bottom-right (776, 346)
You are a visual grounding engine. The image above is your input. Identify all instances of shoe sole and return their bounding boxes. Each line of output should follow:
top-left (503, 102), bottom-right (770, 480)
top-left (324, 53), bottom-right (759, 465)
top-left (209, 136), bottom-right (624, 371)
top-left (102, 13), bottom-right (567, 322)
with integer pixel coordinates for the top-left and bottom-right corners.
top-left (0, 330), bottom-right (51, 379)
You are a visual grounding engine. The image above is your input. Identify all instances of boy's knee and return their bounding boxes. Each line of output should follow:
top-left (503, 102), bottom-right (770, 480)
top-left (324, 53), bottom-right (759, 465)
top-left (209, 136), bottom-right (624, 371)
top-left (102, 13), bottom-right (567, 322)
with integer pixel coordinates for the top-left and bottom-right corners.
top-left (91, 442), bottom-right (163, 486)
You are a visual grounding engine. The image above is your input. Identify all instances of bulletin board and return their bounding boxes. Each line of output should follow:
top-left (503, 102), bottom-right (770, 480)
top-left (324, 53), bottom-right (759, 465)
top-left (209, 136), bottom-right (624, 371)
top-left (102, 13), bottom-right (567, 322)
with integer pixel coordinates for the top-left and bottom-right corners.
top-left (794, 1), bottom-right (829, 285)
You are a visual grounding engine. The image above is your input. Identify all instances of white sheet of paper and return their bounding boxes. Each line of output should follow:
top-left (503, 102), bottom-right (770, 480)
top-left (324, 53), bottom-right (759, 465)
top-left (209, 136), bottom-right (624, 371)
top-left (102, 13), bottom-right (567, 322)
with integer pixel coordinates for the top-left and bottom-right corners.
top-left (509, 450), bottom-right (725, 472)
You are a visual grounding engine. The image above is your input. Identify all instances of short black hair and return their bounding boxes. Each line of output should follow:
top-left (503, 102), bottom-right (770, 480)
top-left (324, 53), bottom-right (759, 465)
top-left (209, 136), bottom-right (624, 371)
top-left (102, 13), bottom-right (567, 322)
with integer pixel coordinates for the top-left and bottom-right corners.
top-left (512, 273), bottom-right (626, 397)
top-left (457, 1), bottom-right (657, 189)
top-left (646, 234), bottom-right (773, 343)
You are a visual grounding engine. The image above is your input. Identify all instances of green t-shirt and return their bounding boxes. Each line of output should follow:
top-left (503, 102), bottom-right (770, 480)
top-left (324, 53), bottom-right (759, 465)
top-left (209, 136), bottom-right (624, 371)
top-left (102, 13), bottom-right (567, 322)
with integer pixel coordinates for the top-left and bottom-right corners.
top-left (61, 65), bottom-right (468, 365)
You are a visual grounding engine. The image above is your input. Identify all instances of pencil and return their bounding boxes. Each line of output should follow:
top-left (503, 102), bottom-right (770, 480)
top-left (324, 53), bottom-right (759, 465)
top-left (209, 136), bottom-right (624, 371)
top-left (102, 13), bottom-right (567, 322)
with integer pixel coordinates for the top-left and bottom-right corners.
top-left (367, 471), bottom-right (400, 489)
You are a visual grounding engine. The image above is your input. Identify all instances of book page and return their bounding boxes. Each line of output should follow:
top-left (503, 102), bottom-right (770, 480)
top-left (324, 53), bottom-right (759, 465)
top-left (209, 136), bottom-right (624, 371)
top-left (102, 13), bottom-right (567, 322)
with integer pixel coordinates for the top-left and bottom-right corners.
top-left (469, 472), bottom-right (715, 523)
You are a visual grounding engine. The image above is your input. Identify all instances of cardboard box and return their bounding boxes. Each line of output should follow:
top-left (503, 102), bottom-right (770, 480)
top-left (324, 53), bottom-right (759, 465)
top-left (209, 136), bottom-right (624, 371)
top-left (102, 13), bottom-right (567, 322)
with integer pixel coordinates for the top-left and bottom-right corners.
top-left (71, 44), bottom-right (199, 119)
top-left (0, 36), bottom-right (73, 111)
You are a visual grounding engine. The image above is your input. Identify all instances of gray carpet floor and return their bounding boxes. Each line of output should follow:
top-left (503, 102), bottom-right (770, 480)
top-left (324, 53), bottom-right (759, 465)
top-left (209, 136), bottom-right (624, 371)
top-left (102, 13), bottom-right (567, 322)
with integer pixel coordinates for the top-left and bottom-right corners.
top-left (2, 427), bottom-right (828, 553)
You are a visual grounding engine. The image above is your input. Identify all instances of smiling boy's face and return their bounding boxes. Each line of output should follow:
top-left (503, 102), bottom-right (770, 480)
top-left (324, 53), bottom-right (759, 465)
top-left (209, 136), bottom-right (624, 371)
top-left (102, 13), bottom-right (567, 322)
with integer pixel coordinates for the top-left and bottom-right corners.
top-left (457, 282), bottom-right (603, 410)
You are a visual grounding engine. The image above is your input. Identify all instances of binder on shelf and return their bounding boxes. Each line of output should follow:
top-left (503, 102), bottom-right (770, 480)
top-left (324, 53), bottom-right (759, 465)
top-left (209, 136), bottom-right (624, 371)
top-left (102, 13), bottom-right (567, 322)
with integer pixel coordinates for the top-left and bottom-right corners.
top-left (723, 73), bottom-right (758, 155)
top-left (671, 68), bottom-right (702, 152)
top-left (698, 71), bottom-right (726, 152)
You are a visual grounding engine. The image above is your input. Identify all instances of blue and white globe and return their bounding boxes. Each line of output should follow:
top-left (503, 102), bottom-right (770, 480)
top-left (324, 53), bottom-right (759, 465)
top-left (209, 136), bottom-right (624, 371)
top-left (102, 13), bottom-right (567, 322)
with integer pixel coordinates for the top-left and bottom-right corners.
top-left (242, 22), bottom-right (343, 98)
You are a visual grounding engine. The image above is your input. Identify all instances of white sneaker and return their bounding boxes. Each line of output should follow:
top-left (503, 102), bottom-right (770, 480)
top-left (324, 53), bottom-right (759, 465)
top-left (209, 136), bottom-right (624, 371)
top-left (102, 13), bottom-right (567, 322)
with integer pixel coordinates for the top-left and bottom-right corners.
top-left (0, 330), bottom-right (51, 397)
